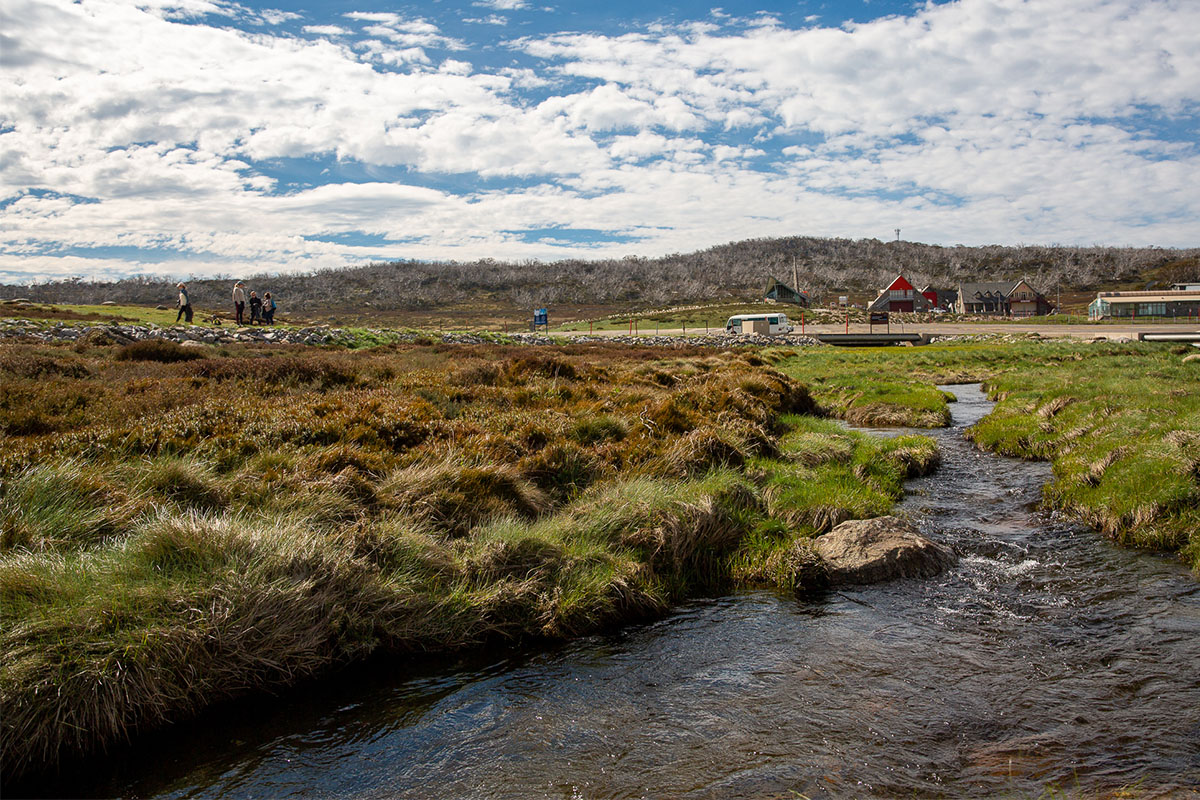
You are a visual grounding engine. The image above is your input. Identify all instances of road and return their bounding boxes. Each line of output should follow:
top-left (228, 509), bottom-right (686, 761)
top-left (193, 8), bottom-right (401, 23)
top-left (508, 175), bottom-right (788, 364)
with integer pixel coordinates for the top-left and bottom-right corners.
top-left (557, 321), bottom-right (1200, 341)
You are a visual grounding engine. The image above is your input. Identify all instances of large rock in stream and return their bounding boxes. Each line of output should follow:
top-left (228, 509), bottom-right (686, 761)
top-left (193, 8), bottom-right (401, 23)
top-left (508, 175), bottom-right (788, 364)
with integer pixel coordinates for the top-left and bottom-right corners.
top-left (814, 516), bottom-right (956, 585)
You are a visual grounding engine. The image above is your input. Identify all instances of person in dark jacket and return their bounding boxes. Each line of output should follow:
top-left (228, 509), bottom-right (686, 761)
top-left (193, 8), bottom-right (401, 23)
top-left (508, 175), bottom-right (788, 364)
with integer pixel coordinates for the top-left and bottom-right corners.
top-left (263, 292), bottom-right (276, 325)
top-left (175, 283), bottom-right (193, 323)
top-left (248, 291), bottom-right (263, 325)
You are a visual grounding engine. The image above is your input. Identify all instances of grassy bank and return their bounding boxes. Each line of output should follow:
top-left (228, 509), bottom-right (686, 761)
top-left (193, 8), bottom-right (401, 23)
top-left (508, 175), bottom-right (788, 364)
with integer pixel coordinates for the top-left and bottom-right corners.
top-left (0, 340), bottom-right (935, 781)
top-left (968, 350), bottom-right (1200, 568)
top-left (772, 342), bottom-right (1200, 569)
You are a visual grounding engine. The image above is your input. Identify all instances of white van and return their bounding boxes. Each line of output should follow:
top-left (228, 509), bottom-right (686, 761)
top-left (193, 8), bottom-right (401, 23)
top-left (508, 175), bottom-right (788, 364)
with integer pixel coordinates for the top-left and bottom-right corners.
top-left (725, 313), bottom-right (793, 336)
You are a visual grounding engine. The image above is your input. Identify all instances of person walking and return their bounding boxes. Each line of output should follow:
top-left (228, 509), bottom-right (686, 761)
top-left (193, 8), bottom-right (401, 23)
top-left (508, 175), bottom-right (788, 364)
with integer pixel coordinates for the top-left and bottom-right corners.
top-left (263, 291), bottom-right (276, 325)
top-left (249, 291), bottom-right (263, 325)
top-left (232, 281), bottom-right (246, 325)
top-left (175, 282), bottom-right (193, 323)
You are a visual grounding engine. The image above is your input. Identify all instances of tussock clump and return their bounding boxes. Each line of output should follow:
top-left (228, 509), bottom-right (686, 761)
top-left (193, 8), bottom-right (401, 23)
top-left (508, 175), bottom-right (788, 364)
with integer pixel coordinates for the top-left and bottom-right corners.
top-left (463, 523), bottom-right (568, 582)
top-left (126, 456), bottom-right (227, 511)
top-left (716, 419), bottom-right (777, 459)
top-left (560, 474), bottom-right (753, 592)
top-left (570, 414), bottom-right (627, 445)
top-left (1165, 430), bottom-right (1200, 453)
top-left (115, 340), bottom-right (203, 363)
top-left (646, 395), bottom-right (696, 434)
top-left (301, 444), bottom-right (390, 479)
top-left (0, 351), bottom-right (90, 379)
top-left (781, 429), bottom-right (855, 467)
top-left (380, 461), bottom-right (551, 535)
top-left (763, 540), bottom-right (829, 594)
top-left (1, 511), bottom-right (402, 781)
top-left (763, 489), bottom-right (855, 535)
top-left (502, 354), bottom-right (577, 382)
top-left (1082, 446), bottom-right (1128, 487)
top-left (1, 461), bottom-right (140, 552)
top-left (879, 435), bottom-right (942, 478)
top-left (336, 516), bottom-right (457, 581)
top-left (1038, 395), bottom-right (1075, 419)
top-left (655, 427), bottom-right (748, 478)
top-left (450, 361), bottom-right (501, 386)
top-left (845, 402), bottom-right (950, 428)
top-left (187, 356), bottom-right (356, 388)
top-left (519, 443), bottom-right (602, 502)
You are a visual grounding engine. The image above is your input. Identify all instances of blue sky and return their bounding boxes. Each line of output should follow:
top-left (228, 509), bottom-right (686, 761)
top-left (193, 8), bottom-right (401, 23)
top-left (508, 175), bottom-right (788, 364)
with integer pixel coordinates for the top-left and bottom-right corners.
top-left (1, 0), bottom-right (1197, 283)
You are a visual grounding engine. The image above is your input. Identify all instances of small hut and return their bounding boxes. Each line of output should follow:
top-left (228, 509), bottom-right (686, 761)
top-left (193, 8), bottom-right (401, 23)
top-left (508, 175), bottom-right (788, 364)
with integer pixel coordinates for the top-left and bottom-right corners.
top-left (763, 277), bottom-right (809, 307)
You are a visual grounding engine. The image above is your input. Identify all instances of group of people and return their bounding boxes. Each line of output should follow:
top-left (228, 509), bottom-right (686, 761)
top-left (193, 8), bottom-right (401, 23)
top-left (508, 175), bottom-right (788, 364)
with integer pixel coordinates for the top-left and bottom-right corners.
top-left (174, 281), bottom-right (277, 326)
top-left (231, 281), bottom-right (276, 326)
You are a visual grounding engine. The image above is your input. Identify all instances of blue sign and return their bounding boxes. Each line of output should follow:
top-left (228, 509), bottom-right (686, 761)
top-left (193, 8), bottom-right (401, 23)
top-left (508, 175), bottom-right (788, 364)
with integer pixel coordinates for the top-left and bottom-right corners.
top-left (533, 308), bottom-right (548, 326)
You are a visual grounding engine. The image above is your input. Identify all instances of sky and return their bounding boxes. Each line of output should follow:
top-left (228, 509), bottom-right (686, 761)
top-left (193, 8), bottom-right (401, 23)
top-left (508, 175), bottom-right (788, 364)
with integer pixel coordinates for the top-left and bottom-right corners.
top-left (1, 0), bottom-right (1198, 284)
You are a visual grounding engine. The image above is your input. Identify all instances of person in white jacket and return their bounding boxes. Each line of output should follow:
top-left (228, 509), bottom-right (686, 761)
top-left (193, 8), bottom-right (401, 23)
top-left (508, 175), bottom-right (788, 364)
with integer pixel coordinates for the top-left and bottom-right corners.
top-left (175, 283), bottom-right (193, 323)
top-left (232, 281), bottom-right (246, 325)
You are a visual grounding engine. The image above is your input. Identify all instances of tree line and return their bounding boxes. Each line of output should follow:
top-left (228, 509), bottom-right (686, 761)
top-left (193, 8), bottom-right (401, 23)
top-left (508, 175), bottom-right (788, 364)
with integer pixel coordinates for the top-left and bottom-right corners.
top-left (4, 237), bottom-right (1197, 312)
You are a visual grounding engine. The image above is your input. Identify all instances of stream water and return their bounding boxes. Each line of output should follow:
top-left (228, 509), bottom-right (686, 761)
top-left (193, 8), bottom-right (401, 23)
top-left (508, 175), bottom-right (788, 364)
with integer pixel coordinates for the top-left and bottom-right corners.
top-left (42, 385), bottom-right (1200, 798)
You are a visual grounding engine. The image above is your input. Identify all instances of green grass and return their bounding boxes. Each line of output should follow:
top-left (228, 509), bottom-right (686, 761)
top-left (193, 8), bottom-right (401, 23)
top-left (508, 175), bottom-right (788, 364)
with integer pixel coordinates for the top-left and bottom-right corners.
top-left (2, 302), bottom-right (186, 327)
top-left (773, 346), bottom-right (963, 426)
top-left (967, 350), bottom-right (1200, 567)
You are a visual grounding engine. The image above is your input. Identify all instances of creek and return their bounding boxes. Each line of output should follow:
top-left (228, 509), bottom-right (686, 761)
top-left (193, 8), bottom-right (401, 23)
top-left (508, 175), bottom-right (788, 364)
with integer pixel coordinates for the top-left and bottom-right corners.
top-left (47, 385), bottom-right (1200, 798)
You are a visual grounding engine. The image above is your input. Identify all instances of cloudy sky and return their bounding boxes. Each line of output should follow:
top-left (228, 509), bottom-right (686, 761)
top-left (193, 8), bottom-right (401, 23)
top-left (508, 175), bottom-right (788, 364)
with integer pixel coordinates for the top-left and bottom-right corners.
top-left (1, 0), bottom-right (1197, 283)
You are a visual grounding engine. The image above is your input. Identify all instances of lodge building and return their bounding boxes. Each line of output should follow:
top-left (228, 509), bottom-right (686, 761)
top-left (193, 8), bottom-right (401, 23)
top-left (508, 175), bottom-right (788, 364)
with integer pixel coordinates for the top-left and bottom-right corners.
top-left (1088, 288), bottom-right (1200, 321)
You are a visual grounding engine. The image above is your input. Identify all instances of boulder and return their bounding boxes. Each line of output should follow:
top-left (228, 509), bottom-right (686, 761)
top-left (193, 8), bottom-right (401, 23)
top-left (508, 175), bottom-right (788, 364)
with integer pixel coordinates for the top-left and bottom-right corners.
top-left (1183, 353), bottom-right (1200, 363)
top-left (179, 339), bottom-right (207, 349)
top-left (814, 516), bottom-right (956, 585)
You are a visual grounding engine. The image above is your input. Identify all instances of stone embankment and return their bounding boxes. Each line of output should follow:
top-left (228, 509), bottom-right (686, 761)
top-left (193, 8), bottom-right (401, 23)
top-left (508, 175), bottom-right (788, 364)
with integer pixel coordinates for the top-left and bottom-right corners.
top-left (0, 320), bottom-right (822, 349)
top-left (0, 318), bottom-right (1078, 349)
top-left (1, 320), bottom-right (360, 347)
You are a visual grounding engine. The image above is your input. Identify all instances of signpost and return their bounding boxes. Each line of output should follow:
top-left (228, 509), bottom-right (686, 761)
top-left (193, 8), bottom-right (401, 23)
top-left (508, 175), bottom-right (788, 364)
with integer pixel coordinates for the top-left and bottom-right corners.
top-left (869, 311), bottom-right (890, 332)
top-left (532, 308), bottom-right (548, 332)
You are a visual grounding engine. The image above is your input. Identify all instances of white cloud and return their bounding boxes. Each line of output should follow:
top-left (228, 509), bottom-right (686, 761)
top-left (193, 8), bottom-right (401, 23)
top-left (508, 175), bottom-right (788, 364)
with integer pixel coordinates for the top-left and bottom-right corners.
top-left (1, 0), bottom-right (1198, 284)
top-left (303, 24), bottom-right (348, 36)
top-left (475, 0), bottom-right (528, 10)
top-left (463, 15), bottom-right (508, 25)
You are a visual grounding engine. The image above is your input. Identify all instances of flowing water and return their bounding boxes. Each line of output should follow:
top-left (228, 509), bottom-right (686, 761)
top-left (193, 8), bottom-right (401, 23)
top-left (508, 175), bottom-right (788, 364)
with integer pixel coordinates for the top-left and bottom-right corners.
top-left (43, 386), bottom-right (1200, 798)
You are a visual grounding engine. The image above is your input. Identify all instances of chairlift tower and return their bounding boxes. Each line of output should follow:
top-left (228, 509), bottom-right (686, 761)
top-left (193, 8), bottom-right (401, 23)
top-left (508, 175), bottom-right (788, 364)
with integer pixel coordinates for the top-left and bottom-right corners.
top-left (895, 228), bottom-right (901, 242)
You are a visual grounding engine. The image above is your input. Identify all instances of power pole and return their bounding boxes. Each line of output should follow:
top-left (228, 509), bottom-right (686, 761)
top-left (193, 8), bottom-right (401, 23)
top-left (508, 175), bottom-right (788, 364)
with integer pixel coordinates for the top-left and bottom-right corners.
top-left (895, 228), bottom-right (901, 242)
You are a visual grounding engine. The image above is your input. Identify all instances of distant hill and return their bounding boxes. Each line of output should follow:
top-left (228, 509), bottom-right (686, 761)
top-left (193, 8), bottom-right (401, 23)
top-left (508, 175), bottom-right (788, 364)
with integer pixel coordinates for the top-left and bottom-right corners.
top-left (3, 237), bottom-right (1197, 313)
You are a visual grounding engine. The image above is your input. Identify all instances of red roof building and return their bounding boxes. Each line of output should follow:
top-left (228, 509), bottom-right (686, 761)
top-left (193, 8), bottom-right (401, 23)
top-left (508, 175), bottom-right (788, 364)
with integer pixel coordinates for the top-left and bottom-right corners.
top-left (868, 274), bottom-right (931, 312)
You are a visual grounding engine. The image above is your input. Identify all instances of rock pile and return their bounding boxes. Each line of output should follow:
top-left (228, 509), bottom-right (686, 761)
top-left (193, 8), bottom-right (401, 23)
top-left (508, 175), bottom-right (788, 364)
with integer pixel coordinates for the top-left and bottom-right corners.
top-left (0, 320), bottom-right (350, 347)
top-left (0, 319), bottom-right (820, 350)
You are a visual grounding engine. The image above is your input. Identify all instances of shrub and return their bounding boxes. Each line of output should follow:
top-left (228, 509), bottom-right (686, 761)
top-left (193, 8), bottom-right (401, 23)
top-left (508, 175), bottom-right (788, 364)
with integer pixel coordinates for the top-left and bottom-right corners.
top-left (114, 340), bottom-right (203, 363)
top-left (0, 352), bottom-right (90, 379)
